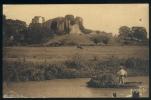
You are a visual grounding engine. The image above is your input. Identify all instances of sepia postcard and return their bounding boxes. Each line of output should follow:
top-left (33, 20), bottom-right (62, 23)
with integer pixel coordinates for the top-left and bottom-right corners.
top-left (2, 4), bottom-right (149, 98)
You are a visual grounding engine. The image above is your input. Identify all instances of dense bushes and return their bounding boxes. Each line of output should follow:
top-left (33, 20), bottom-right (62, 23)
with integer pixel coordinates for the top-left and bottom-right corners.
top-left (3, 62), bottom-right (81, 82)
top-left (90, 33), bottom-right (112, 45)
top-left (3, 55), bottom-right (149, 82)
top-left (65, 54), bottom-right (87, 69)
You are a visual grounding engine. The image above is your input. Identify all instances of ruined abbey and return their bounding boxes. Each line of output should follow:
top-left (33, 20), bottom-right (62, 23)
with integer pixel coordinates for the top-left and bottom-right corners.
top-left (30, 15), bottom-right (85, 35)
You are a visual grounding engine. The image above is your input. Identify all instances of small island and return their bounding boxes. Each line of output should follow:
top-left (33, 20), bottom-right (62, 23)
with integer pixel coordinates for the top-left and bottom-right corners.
top-left (87, 73), bottom-right (143, 88)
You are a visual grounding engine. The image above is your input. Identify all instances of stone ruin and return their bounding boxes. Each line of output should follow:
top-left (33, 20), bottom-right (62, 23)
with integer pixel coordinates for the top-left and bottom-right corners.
top-left (30, 15), bottom-right (84, 35)
top-left (31, 16), bottom-right (45, 24)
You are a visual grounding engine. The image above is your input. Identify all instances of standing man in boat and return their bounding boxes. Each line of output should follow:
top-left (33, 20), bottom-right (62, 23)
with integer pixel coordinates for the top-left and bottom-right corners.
top-left (117, 65), bottom-right (127, 84)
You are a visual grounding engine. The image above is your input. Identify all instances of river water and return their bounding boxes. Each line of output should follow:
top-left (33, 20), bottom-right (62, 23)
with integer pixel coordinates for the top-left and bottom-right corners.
top-left (3, 76), bottom-right (149, 98)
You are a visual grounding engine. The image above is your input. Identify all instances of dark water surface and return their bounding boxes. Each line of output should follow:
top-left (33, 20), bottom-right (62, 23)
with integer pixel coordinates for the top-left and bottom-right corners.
top-left (3, 76), bottom-right (149, 98)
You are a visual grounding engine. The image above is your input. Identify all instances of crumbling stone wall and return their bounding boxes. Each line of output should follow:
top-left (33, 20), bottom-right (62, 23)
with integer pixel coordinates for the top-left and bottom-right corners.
top-left (38, 15), bottom-right (85, 35)
top-left (31, 16), bottom-right (45, 24)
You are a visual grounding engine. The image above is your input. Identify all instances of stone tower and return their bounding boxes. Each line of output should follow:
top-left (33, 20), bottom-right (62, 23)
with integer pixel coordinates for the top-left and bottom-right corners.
top-left (31, 16), bottom-right (45, 24)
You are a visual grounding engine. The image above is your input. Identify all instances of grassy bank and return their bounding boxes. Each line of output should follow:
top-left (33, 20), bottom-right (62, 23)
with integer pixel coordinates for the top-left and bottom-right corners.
top-left (4, 46), bottom-right (149, 60)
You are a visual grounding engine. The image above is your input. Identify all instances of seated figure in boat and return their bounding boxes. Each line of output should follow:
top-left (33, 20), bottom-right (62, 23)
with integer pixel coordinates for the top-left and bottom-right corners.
top-left (117, 65), bottom-right (127, 84)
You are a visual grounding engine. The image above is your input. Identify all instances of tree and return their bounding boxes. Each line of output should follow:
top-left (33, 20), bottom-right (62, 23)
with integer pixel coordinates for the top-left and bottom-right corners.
top-left (118, 26), bottom-right (131, 39)
top-left (91, 35), bottom-right (101, 45)
top-left (118, 26), bottom-right (148, 45)
top-left (3, 16), bottom-right (27, 46)
top-left (27, 23), bottom-right (45, 44)
top-left (131, 27), bottom-right (147, 40)
top-left (91, 33), bottom-right (111, 45)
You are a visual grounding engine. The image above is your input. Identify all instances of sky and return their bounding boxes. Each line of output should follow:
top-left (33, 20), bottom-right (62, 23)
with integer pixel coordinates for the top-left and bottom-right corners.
top-left (3, 4), bottom-right (149, 36)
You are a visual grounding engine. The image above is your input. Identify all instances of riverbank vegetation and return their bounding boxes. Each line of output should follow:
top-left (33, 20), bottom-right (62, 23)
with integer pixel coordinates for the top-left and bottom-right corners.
top-left (3, 55), bottom-right (149, 82)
